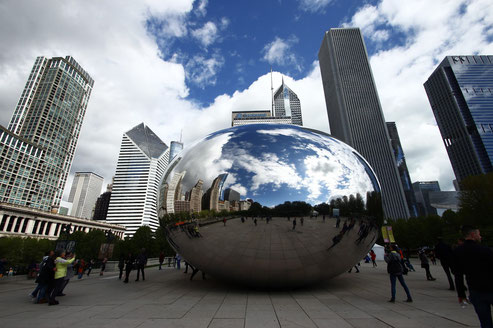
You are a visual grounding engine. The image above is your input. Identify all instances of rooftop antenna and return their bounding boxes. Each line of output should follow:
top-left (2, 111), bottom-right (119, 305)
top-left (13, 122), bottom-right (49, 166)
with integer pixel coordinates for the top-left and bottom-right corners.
top-left (270, 67), bottom-right (274, 116)
top-left (179, 129), bottom-right (183, 143)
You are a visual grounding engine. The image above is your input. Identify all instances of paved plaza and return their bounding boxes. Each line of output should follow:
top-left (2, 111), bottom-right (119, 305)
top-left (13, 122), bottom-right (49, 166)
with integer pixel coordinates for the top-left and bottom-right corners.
top-left (0, 260), bottom-right (481, 328)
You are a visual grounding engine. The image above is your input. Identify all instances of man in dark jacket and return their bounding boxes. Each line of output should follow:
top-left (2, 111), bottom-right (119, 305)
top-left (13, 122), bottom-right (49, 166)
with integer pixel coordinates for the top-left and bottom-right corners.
top-left (454, 226), bottom-right (493, 328)
top-left (34, 250), bottom-right (56, 304)
top-left (385, 244), bottom-right (413, 303)
top-left (135, 248), bottom-right (147, 281)
top-left (435, 238), bottom-right (455, 290)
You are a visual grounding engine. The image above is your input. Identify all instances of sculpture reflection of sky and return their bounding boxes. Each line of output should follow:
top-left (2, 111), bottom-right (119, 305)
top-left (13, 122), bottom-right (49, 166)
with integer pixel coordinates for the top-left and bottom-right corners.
top-left (166, 124), bottom-right (380, 207)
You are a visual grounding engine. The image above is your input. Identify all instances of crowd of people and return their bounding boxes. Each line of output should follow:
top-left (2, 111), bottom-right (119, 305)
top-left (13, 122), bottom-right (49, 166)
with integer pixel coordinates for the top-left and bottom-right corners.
top-left (384, 226), bottom-right (493, 328)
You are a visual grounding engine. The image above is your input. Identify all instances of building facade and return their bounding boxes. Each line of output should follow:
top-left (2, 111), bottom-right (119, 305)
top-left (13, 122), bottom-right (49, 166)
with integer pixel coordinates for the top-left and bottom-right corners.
top-left (2, 56), bottom-right (93, 211)
top-left (0, 126), bottom-right (50, 209)
top-left (318, 28), bottom-right (410, 219)
top-left (231, 110), bottom-right (292, 127)
top-left (386, 122), bottom-right (419, 217)
top-left (424, 56), bottom-right (493, 183)
top-left (0, 202), bottom-right (125, 240)
top-left (106, 123), bottom-right (169, 237)
top-left (273, 78), bottom-right (303, 126)
top-left (68, 172), bottom-right (104, 219)
top-left (413, 181), bottom-right (440, 217)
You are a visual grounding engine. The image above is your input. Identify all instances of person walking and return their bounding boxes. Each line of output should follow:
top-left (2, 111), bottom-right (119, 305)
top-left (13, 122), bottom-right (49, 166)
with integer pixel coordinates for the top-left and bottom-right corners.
top-left (370, 249), bottom-right (377, 267)
top-left (435, 238), bottom-right (456, 290)
top-left (30, 251), bottom-right (55, 304)
top-left (99, 257), bottom-right (107, 276)
top-left (86, 259), bottom-right (94, 276)
top-left (118, 254), bottom-right (125, 280)
top-left (58, 252), bottom-right (75, 296)
top-left (123, 252), bottom-right (134, 283)
top-left (49, 250), bottom-right (76, 305)
top-left (159, 251), bottom-right (165, 270)
top-left (454, 226), bottom-right (493, 328)
top-left (292, 218), bottom-right (297, 230)
top-left (419, 250), bottom-right (436, 281)
top-left (77, 259), bottom-right (85, 279)
top-left (175, 254), bottom-right (182, 270)
top-left (385, 244), bottom-right (412, 303)
top-left (135, 249), bottom-right (147, 281)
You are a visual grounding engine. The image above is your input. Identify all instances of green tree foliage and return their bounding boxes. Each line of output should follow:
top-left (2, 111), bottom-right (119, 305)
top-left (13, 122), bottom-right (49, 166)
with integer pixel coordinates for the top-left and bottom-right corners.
top-left (0, 237), bottom-right (55, 273)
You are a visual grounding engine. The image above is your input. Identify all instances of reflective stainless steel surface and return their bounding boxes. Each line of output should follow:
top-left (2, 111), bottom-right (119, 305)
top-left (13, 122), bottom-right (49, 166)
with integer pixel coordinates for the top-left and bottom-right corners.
top-left (159, 124), bottom-right (382, 288)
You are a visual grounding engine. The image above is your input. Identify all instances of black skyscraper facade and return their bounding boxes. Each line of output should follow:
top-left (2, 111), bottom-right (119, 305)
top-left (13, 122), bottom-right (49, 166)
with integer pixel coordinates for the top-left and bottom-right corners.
top-left (424, 56), bottom-right (493, 183)
top-left (318, 28), bottom-right (410, 219)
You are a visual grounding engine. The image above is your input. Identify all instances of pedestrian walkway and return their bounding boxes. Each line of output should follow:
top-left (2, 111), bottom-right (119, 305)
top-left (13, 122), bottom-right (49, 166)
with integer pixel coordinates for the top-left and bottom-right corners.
top-left (0, 260), bottom-right (480, 327)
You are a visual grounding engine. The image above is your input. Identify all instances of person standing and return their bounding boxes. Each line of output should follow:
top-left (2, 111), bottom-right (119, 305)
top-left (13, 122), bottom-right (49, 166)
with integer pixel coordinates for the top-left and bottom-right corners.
top-left (77, 259), bottom-right (85, 279)
top-left (135, 249), bottom-right (147, 281)
top-left (159, 251), bottom-right (165, 270)
top-left (175, 254), bottom-right (182, 270)
top-left (419, 250), bottom-right (436, 281)
top-left (370, 249), bottom-right (377, 267)
top-left (99, 258), bottom-right (108, 276)
top-left (49, 250), bottom-right (75, 305)
top-left (118, 254), bottom-right (125, 280)
top-left (454, 226), bottom-right (493, 328)
top-left (385, 244), bottom-right (412, 303)
top-left (123, 252), bottom-right (134, 283)
top-left (435, 238), bottom-right (456, 290)
top-left (292, 218), bottom-right (297, 230)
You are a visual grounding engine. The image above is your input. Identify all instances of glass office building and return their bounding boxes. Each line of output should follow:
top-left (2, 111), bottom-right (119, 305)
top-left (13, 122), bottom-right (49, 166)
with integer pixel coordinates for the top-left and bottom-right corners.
top-left (1, 56), bottom-right (93, 211)
top-left (424, 56), bottom-right (493, 182)
top-left (386, 122), bottom-right (418, 217)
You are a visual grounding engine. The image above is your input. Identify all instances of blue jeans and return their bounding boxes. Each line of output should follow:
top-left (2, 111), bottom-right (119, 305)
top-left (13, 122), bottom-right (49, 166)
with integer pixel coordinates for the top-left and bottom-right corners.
top-left (35, 283), bottom-right (48, 303)
top-left (390, 274), bottom-right (412, 300)
top-left (469, 290), bottom-right (493, 328)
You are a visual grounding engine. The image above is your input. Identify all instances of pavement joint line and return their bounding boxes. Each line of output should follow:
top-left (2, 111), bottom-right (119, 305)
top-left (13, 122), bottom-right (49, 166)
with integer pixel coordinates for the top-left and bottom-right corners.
top-left (290, 290), bottom-right (327, 328)
top-left (269, 291), bottom-right (283, 328)
top-left (206, 290), bottom-right (228, 328)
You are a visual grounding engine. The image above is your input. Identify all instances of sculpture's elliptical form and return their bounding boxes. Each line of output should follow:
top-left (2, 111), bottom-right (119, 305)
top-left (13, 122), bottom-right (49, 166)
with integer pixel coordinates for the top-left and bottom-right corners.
top-left (159, 124), bottom-right (382, 288)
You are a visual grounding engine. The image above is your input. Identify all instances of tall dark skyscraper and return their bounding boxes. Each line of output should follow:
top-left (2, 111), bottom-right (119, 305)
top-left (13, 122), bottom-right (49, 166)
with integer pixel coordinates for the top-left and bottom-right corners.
top-left (0, 56), bottom-right (93, 211)
top-left (413, 181), bottom-right (440, 217)
top-left (386, 122), bottom-right (418, 217)
top-left (424, 56), bottom-right (493, 183)
top-left (318, 28), bottom-right (409, 219)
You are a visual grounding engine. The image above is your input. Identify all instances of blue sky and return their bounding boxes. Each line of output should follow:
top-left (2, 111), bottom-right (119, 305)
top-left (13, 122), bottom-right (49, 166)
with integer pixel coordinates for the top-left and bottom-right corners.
top-left (147, 0), bottom-right (369, 105)
top-left (0, 0), bottom-right (492, 199)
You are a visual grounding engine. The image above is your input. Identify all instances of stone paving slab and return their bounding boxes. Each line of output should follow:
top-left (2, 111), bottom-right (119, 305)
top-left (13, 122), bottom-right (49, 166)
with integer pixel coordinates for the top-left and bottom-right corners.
top-left (0, 260), bottom-right (481, 328)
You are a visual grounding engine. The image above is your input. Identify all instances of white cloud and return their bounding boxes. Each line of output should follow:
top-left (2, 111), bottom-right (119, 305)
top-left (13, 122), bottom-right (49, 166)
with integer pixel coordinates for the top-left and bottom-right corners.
top-left (195, 0), bottom-right (208, 17)
top-left (191, 21), bottom-right (219, 47)
top-left (262, 36), bottom-right (302, 71)
top-left (185, 53), bottom-right (225, 87)
top-left (298, 0), bottom-right (333, 13)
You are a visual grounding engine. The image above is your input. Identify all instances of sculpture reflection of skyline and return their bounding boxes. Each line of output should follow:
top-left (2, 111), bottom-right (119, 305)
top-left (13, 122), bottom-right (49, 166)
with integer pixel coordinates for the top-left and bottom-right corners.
top-left (158, 124), bottom-right (383, 219)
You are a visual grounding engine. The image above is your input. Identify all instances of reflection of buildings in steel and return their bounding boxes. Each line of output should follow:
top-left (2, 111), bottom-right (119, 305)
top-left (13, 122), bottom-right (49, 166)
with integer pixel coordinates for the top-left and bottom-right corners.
top-left (202, 174), bottom-right (228, 211)
top-left (165, 171), bottom-right (186, 214)
top-left (186, 180), bottom-right (204, 213)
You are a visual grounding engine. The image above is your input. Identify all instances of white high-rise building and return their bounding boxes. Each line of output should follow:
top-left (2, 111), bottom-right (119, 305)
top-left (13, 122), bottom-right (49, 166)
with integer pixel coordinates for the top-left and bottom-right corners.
top-left (106, 123), bottom-right (169, 237)
top-left (68, 172), bottom-right (104, 219)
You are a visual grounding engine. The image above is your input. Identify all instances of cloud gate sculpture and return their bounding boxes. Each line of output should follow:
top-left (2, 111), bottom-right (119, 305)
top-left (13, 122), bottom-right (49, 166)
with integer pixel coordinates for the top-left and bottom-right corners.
top-left (159, 124), bottom-right (382, 288)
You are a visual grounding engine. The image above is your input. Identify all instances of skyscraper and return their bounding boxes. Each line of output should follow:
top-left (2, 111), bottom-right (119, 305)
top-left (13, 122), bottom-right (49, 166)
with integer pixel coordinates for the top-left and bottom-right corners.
top-left (106, 123), bottom-right (169, 237)
top-left (386, 122), bottom-right (419, 217)
top-left (0, 56), bottom-right (93, 211)
top-left (273, 78), bottom-right (303, 126)
top-left (68, 172), bottom-right (104, 219)
top-left (318, 28), bottom-right (409, 219)
top-left (232, 75), bottom-right (303, 126)
top-left (424, 56), bottom-right (493, 183)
